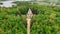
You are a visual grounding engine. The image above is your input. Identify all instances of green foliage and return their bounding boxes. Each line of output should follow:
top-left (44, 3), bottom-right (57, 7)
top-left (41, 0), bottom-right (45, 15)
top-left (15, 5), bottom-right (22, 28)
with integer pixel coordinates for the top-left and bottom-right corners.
top-left (0, 4), bottom-right (60, 34)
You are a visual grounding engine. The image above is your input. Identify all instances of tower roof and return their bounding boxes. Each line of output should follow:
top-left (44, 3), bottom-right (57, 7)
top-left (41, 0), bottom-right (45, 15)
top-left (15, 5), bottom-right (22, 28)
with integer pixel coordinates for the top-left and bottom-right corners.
top-left (27, 8), bottom-right (33, 19)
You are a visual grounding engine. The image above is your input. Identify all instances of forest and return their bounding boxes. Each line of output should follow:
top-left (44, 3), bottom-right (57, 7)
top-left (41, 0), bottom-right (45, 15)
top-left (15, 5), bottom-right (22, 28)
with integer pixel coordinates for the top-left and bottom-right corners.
top-left (0, 1), bottom-right (60, 34)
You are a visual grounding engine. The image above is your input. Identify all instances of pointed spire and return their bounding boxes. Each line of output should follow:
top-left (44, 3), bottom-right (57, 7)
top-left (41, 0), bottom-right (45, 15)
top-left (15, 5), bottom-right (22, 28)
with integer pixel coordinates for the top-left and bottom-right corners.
top-left (27, 8), bottom-right (33, 19)
top-left (27, 8), bottom-right (33, 15)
